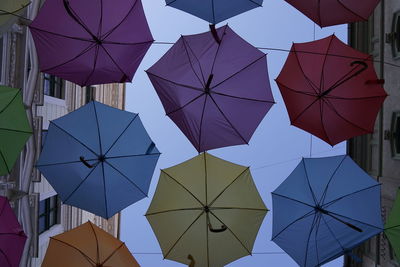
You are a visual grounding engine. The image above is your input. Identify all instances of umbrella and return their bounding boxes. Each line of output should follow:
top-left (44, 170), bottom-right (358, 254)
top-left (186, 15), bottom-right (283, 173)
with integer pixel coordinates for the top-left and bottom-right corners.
top-left (272, 155), bottom-right (383, 267)
top-left (0, 0), bottom-right (30, 34)
top-left (42, 221), bottom-right (140, 267)
top-left (36, 101), bottom-right (160, 218)
top-left (0, 196), bottom-right (27, 267)
top-left (29, 0), bottom-right (153, 86)
top-left (276, 35), bottom-right (387, 146)
top-left (384, 189), bottom-right (400, 260)
top-left (147, 25), bottom-right (274, 152)
top-left (146, 152), bottom-right (267, 267)
top-left (165, 0), bottom-right (263, 25)
top-left (0, 86), bottom-right (32, 176)
top-left (283, 0), bottom-right (381, 27)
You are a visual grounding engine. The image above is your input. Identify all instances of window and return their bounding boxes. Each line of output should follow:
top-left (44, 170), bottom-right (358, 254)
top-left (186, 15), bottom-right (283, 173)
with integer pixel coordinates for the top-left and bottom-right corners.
top-left (38, 195), bottom-right (60, 234)
top-left (43, 74), bottom-right (65, 99)
top-left (85, 86), bottom-right (96, 103)
top-left (391, 11), bottom-right (400, 59)
top-left (391, 112), bottom-right (400, 159)
top-left (0, 35), bottom-right (6, 85)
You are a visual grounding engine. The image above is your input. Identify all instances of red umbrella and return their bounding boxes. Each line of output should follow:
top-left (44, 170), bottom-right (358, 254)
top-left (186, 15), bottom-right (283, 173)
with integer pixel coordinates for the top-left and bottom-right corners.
top-left (276, 35), bottom-right (387, 146)
top-left (284, 0), bottom-right (380, 27)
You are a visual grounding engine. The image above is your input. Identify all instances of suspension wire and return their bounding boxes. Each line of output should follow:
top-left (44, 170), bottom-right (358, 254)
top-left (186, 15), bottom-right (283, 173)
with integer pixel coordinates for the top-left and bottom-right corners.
top-left (131, 252), bottom-right (287, 255)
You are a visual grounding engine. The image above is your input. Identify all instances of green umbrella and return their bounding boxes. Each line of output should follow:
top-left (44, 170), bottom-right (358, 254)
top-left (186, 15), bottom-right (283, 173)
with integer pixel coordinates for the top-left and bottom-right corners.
top-left (0, 86), bottom-right (31, 175)
top-left (146, 152), bottom-right (267, 267)
top-left (0, 0), bottom-right (30, 34)
top-left (385, 189), bottom-right (400, 261)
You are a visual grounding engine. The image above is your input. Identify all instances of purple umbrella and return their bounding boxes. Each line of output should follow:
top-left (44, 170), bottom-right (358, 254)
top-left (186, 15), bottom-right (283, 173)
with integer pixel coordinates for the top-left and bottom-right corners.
top-left (147, 25), bottom-right (274, 152)
top-left (0, 196), bottom-right (26, 267)
top-left (29, 0), bottom-right (153, 86)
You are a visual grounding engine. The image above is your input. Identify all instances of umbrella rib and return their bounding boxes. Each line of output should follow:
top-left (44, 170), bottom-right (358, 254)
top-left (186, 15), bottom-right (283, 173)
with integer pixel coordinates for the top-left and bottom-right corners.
top-left (318, 156), bottom-right (347, 205)
top-left (0, 89), bottom-right (20, 114)
top-left (275, 81), bottom-right (317, 97)
top-left (208, 168), bottom-right (249, 207)
top-left (101, 162), bottom-right (109, 217)
top-left (318, 35), bottom-right (335, 94)
top-left (292, 45), bottom-right (320, 94)
top-left (303, 212), bottom-right (319, 266)
top-left (63, 1), bottom-right (98, 40)
top-left (100, 45), bottom-right (131, 83)
top-left (161, 170), bottom-right (205, 206)
top-left (210, 26), bottom-right (228, 74)
top-left (101, 0), bottom-right (140, 40)
top-left (326, 95), bottom-right (387, 100)
top-left (321, 214), bottom-right (345, 251)
top-left (302, 160), bottom-right (318, 205)
top-left (63, 163), bottom-right (100, 203)
top-left (324, 210), bottom-right (383, 231)
top-left (181, 36), bottom-right (207, 87)
top-left (0, 2), bottom-right (31, 16)
top-left (208, 95), bottom-right (248, 145)
top-left (35, 159), bottom-right (97, 167)
top-left (197, 96), bottom-right (208, 152)
top-left (42, 43), bottom-right (97, 73)
top-left (0, 128), bottom-right (32, 134)
top-left (0, 149), bottom-right (10, 173)
top-left (28, 26), bottom-right (94, 43)
top-left (104, 161), bottom-right (148, 197)
top-left (314, 214), bottom-right (323, 264)
top-left (317, 0), bottom-right (322, 26)
top-left (50, 237), bottom-right (97, 266)
top-left (92, 102), bottom-right (103, 155)
top-left (209, 211), bottom-right (252, 255)
top-left (166, 93), bottom-right (205, 116)
top-left (50, 122), bottom-right (99, 156)
top-left (100, 40), bottom-right (153, 45)
top-left (210, 207), bottom-right (268, 212)
top-left (164, 211), bottom-right (205, 259)
top-left (145, 208), bottom-right (203, 216)
top-left (322, 98), bottom-right (372, 133)
top-left (210, 55), bottom-right (266, 90)
top-left (146, 72), bottom-right (204, 92)
top-left (105, 152), bottom-right (160, 160)
top-left (88, 222), bottom-right (100, 265)
top-left (100, 242), bottom-right (125, 265)
top-left (204, 153), bottom-right (208, 205)
top-left (291, 97), bottom-right (320, 125)
top-left (103, 114), bottom-right (138, 156)
top-left (97, 0), bottom-right (104, 37)
top-left (211, 0), bottom-right (216, 24)
top-left (248, 0), bottom-right (263, 6)
top-left (82, 45), bottom-right (100, 86)
top-left (271, 210), bottom-right (315, 240)
top-left (211, 91), bottom-right (275, 103)
top-left (337, 0), bottom-right (368, 21)
top-left (271, 193), bottom-right (315, 209)
top-left (319, 99), bottom-right (332, 144)
top-left (0, 248), bottom-right (12, 267)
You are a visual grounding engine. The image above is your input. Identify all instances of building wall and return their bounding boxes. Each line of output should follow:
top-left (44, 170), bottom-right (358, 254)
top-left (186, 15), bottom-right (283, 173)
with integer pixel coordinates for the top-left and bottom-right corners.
top-left (347, 0), bottom-right (400, 266)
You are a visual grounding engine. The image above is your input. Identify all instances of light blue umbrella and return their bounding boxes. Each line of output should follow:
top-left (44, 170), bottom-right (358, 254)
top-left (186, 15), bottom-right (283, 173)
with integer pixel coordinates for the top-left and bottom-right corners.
top-left (272, 155), bottom-right (383, 267)
top-left (165, 0), bottom-right (263, 24)
top-left (37, 101), bottom-right (160, 218)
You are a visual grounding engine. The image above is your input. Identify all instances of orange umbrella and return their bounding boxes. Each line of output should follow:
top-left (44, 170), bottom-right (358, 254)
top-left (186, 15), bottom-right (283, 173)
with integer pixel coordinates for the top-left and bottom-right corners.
top-left (42, 221), bottom-right (139, 267)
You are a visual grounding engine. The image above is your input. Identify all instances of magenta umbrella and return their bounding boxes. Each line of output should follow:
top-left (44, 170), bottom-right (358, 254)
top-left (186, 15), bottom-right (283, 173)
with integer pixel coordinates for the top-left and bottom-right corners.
top-left (29, 0), bottom-right (153, 86)
top-left (146, 25), bottom-right (274, 152)
top-left (0, 196), bottom-right (26, 267)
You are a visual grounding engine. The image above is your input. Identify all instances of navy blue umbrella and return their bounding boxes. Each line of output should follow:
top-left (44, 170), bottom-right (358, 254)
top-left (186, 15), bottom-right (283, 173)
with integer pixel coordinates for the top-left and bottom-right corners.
top-left (165, 0), bottom-right (263, 24)
top-left (37, 101), bottom-right (160, 218)
top-left (272, 155), bottom-right (383, 267)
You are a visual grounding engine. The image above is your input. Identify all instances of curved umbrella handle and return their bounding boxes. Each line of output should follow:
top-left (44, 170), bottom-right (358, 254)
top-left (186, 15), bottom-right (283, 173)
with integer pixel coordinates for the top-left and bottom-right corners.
top-left (349, 61), bottom-right (368, 77)
top-left (209, 24), bottom-right (221, 44)
top-left (80, 156), bottom-right (94, 168)
top-left (208, 223), bottom-right (227, 233)
top-left (63, 0), bottom-right (98, 41)
top-left (188, 254), bottom-right (195, 267)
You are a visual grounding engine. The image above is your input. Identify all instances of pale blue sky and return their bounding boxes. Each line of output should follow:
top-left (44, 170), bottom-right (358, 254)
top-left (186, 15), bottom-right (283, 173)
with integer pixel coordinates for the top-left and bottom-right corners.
top-left (122, 0), bottom-right (347, 266)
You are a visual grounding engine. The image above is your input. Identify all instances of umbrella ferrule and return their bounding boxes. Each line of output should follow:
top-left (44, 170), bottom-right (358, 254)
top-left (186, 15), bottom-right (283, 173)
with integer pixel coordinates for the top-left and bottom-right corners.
top-left (203, 205), bottom-right (210, 213)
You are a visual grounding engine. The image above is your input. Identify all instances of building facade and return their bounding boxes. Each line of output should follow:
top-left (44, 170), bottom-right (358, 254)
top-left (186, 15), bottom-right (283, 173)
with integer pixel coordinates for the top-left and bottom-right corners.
top-left (347, 0), bottom-right (400, 266)
top-left (0, 1), bottom-right (125, 266)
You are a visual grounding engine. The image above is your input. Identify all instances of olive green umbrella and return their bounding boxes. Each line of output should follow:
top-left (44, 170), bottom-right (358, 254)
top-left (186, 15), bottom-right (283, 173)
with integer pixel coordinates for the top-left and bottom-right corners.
top-left (0, 0), bottom-right (30, 34)
top-left (0, 86), bottom-right (31, 175)
top-left (146, 152), bottom-right (267, 267)
top-left (385, 189), bottom-right (400, 261)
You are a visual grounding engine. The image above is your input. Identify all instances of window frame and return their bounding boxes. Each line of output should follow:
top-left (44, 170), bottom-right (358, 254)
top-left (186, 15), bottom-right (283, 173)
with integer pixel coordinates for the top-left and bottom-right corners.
top-left (43, 73), bottom-right (65, 99)
top-left (85, 86), bottom-right (96, 104)
top-left (38, 195), bottom-right (60, 234)
top-left (392, 11), bottom-right (400, 59)
top-left (391, 111), bottom-right (400, 159)
top-left (0, 34), bottom-right (8, 85)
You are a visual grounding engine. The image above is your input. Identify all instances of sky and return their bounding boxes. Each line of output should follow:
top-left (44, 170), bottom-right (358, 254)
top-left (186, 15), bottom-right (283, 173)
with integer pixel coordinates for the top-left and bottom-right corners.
top-left (121, 0), bottom-right (347, 266)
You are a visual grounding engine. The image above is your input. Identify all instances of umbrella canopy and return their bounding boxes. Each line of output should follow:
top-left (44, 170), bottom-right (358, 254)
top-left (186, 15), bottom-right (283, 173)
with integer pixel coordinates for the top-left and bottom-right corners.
top-left (283, 0), bottom-right (381, 27)
top-left (147, 25), bottom-right (274, 152)
top-left (0, 0), bottom-right (30, 34)
top-left (276, 35), bottom-right (387, 146)
top-left (29, 0), bottom-right (153, 86)
top-left (0, 86), bottom-right (32, 176)
top-left (42, 221), bottom-right (139, 267)
top-left (0, 196), bottom-right (27, 267)
top-left (36, 101), bottom-right (160, 218)
top-left (384, 189), bottom-right (400, 260)
top-left (272, 155), bottom-right (383, 267)
top-left (165, 0), bottom-right (263, 24)
top-left (146, 152), bottom-right (267, 267)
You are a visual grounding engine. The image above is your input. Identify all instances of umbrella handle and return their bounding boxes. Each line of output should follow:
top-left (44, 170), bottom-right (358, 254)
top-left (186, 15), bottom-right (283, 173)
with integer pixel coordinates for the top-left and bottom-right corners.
top-left (208, 223), bottom-right (227, 233)
top-left (80, 156), bottom-right (94, 168)
top-left (209, 24), bottom-right (221, 44)
top-left (188, 254), bottom-right (195, 267)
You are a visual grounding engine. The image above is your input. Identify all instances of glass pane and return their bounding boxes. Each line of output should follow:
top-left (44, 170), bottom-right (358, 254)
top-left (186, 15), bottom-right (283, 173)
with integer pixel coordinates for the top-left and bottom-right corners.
top-left (0, 36), bottom-right (3, 82)
top-left (39, 216), bottom-right (46, 233)
top-left (396, 116), bottom-right (400, 154)
top-left (396, 17), bottom-right (400, 52)
top-left (39, 199), bottom-right (46, 216)
top-left (49, 211), bottom-right (56, 226)
top-left (49, 196), bottom-right (57, 209)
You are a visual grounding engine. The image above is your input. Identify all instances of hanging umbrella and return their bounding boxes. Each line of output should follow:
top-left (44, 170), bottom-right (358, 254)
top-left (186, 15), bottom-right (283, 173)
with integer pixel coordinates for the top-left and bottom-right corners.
top-left (146, 152), bottom-right (267, 267)
top-left (384, 189), bottom-right (400, 260)
top-left (272, 155), bottom-right (383, 267)
top-left (146, 25), bottom-right (274, 152)
top-left (276, 35), bottom-right (387, 146)
top-left (0, 0), bottom-right (30, 34)
top-left (283, 0), bottom-right (380, 27)
top-left (36, 101), bottom-right (160, 219)
top-left (42, 221), bottom-right (140, 267)
top-left (29, 0), bottom-right (153, 86)
top-left (165, 0), bottom-right (263, 24)
top-left (0, 86), bottom-right (32, 176)
top-left (0, 196), bottom-right (27, 267)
